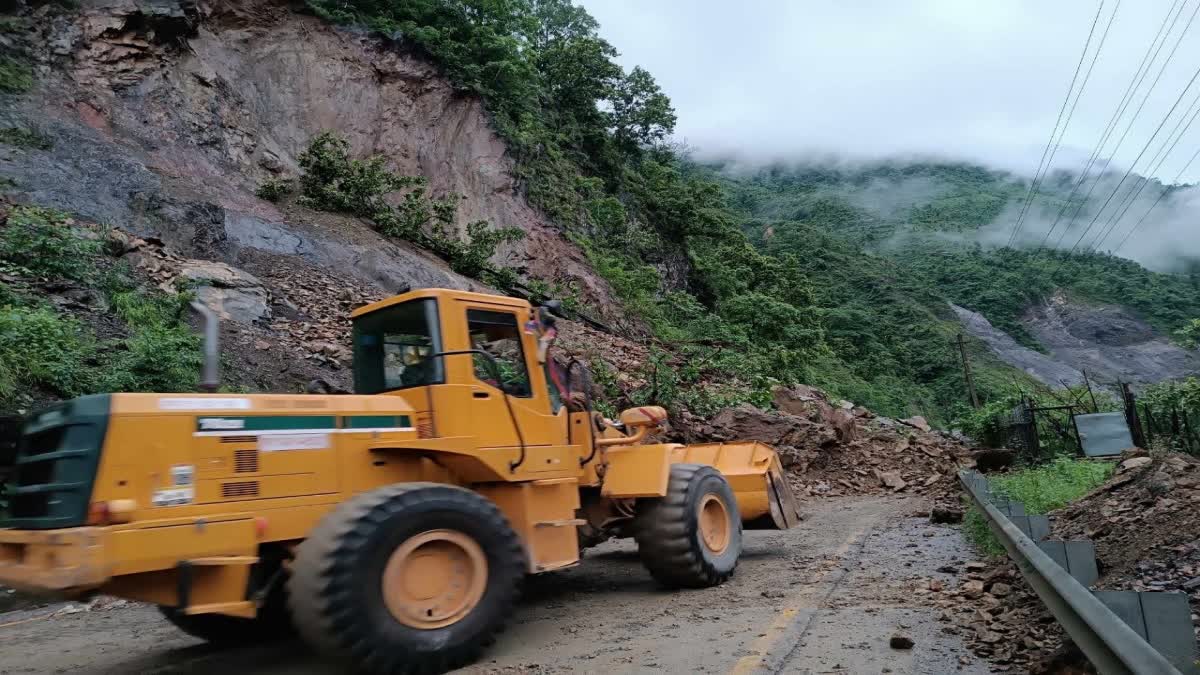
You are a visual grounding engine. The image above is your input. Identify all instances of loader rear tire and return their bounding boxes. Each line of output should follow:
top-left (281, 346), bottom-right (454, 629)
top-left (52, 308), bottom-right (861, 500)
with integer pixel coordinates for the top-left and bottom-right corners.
top-left (288, 483), bottom-right (525, 675)
top-left (633, 463), bottom-right (742, 588)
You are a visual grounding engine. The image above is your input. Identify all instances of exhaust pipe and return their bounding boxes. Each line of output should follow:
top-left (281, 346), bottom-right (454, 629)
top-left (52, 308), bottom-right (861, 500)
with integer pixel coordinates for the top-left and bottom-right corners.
top-left (189, 300), bottom-right (220, 393)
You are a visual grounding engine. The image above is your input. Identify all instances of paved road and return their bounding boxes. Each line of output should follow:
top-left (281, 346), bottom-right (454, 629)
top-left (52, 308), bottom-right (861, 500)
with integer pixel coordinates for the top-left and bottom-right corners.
top-left (0, 497), bottom-right (994, 674)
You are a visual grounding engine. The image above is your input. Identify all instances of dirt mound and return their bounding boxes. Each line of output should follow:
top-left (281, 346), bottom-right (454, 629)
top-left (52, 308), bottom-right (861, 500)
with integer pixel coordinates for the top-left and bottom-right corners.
top-left (947, 451), bottom-right (1200, 671)
top-left (1052, 451), bottom-right (1200, 630)
top-left (678, 385), bottom-right (977, 500)
top-left (935, 559), bottom-right (1078, 673)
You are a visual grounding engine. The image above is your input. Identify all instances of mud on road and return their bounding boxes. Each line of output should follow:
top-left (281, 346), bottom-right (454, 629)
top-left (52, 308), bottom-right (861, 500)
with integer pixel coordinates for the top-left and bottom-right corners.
top-left (0, 497), bottom-right (995, 674)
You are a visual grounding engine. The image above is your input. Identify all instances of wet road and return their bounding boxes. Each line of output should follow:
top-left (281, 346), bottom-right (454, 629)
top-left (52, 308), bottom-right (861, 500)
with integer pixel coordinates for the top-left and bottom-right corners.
top-left (0, 497), bottom-right (994, 674)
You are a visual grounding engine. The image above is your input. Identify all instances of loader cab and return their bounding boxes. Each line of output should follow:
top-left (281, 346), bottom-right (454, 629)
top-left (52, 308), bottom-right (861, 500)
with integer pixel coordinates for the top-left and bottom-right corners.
top-left (350, 289), bottom-right (570, 454)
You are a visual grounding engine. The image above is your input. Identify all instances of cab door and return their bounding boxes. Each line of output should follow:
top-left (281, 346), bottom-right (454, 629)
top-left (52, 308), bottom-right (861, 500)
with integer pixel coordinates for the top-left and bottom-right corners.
top-left (452, 302), bottom-right (569, 461)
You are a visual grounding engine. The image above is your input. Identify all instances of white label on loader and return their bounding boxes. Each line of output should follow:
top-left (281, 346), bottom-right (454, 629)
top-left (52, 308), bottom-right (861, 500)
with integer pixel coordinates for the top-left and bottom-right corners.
top-left (259, 433), bottom-right (330, 452)
top-left (171, 464), bottom-right (194, 486)
top-left (159, 398), bottom-right (251, 411)
top-left (152, 486), bottom-right (194, 507)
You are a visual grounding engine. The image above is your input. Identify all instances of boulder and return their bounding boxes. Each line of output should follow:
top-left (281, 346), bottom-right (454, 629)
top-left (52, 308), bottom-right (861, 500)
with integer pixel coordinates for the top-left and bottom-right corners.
top-left (1118, 456), bottom-right (1153, 472)
top-left (900, 416), bottom-right (932, 432)
top-left (930, 505), bottom-right (964, 524)
top-left (773, 385), bottom-right (835, 421)
top-left (876, 470), bottom-right (907, 490)
top-left (174, 260), bottom-right (270, 324)
top-left (706, 404), bottom-right (835, 450)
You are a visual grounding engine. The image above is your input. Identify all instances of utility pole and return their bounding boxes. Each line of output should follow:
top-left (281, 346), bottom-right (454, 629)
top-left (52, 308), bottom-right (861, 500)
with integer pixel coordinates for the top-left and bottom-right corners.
top-left (955, 333), bottom-right (980, 409)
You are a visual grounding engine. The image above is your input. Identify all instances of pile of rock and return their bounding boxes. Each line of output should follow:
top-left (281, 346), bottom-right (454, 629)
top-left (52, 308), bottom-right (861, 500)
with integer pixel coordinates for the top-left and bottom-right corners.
top-left (1052, 450), bottom-right (1200, 638)
top-left (679, 385), bottom-right (978, 499)
top-left (934, 560), bottom-right (1072, 672)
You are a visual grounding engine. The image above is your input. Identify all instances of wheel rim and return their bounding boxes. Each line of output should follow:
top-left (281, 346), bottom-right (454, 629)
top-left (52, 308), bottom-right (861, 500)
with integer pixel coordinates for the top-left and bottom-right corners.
top-left (698, 494), bottom-right (731, 554)
top-left (381, 529), bottom-right (488, 629)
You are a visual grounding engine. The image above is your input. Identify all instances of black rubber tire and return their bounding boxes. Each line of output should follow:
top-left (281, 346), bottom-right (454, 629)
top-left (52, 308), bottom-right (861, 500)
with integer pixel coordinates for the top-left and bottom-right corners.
top-left (633, 463), bottom-right (743, 589)
top-left (288, 483), bottom-right (525, 675)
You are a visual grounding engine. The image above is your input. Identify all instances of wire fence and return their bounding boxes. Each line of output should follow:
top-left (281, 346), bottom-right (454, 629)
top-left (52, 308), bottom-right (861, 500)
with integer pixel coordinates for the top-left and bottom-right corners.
top-left (1139, 403), bottom-right (1200, 454)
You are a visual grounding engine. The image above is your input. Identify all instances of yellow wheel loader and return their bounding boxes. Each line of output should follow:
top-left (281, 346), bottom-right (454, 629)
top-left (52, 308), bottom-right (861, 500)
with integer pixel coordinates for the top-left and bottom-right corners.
top-left (0, 288), bottom-right (800, 673)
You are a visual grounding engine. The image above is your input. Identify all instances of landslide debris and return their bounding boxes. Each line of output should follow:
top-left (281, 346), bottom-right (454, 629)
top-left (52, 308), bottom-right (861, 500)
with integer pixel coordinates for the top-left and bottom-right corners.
top-left (678, 385), bottom-right (980, 501)
top-left (942, 451), bottom-right (1200, 672)
top-left (1053, 450), bottom-right (1200, 635)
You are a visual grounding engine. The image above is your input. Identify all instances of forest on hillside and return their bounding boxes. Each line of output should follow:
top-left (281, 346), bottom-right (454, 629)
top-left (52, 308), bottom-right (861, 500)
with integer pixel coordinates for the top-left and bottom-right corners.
top-left (252, 2), bottom-right (1200, 422)
top-left (2, 0), bottom-right (1197, 427)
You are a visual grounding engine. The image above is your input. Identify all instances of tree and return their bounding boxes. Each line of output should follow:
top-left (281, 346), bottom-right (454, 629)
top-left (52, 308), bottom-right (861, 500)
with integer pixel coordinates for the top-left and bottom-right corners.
top-left (535, 35), bottom-right (621, 127)
top-left (608, 66), bottom-right (676, 153)
top-left (1179, 319), bottom-right (1200, 349)
top-left (527, 0), bottom-right (600, 49)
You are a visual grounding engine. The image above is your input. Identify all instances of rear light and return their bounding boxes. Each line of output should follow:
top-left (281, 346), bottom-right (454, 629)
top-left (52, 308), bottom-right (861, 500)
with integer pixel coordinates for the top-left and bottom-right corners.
top-left (108, 500), bottom-right (136, 523)
top-left (87, 501), bottom-right (110, 525)
top-left (87, 499), bottom-right (137, 525)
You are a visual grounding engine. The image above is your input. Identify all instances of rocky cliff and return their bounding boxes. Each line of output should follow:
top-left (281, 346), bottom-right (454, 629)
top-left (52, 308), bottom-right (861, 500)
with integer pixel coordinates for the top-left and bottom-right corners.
top-left (1, 0), bottom-right (629, 335)
top-left (955, 292), bottom-right (1200, 391)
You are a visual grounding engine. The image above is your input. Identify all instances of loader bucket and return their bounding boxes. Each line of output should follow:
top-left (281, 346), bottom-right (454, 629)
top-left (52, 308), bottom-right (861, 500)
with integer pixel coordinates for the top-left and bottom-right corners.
top-left (672, 441), bottom-right (802, 530)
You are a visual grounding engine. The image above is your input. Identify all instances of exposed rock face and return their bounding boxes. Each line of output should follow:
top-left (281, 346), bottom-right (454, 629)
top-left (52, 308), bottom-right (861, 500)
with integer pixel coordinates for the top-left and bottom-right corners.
top-left (952, 304), bottom-right (1085, 388)
top-left (2, 0), bottom-right (631, 328)
top-left (956, 292), bottom-right (1200, 390)
top-left (1021, 292), bottom-right (1200, 386)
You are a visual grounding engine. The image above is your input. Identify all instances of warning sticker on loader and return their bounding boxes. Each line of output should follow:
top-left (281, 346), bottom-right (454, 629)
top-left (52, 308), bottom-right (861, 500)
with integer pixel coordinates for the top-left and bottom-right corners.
top-left (171, 464), bottom-right (194, 486)
top-left (259, 433), bottom-right (330, 452)
top-left (153, 486), bottom-right (194, 507)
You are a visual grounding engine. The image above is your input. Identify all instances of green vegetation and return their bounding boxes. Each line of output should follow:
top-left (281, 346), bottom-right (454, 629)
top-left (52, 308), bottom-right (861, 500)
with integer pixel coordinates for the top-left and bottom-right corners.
top-left (1179, 319), bottom-right (1200, 349)
top-left (294, 131), bottom-right (524, 286)
top-left (301, 2), bottom-right (1199, 422)
top-left (0, 55), bottom-right (32, 94)
top-left (0, 306), bottom-right (98, 404)
top-left (1142, 377), bottom-right (1200, 413)
top-left (0, 206), bottom-right (99, 281)
top-left (0, 126), bottom-right (52, 150)
top-left (255, 177), bottom-right (293, 202)
top-left (964, 457), bottom-right (1113, 555)
top-left (951, 386), bottom-right (1121, 461)
top-left (304, 1), bottom-right (840, 413)
top-left (0, 206), bottom-right (202, 410)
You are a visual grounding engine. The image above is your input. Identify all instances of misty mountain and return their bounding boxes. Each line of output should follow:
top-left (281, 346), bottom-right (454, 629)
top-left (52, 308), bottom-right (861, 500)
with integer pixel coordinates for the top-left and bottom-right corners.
top-left (704, 158), bottom-right (1200, 396)
top-left (708, 160), bottom-right (1200, 274)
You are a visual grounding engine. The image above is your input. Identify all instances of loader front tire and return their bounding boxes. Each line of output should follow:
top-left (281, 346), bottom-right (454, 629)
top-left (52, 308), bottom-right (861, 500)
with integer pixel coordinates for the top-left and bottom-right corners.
top-left (633, 463), bottom-right (742, 588)
top-left (288, 483), bottom-right (525, 675)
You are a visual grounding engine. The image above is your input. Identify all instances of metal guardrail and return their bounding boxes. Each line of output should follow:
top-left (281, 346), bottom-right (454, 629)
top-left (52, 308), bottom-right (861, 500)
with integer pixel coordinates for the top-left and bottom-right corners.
top-left (959, 470), bottom-right (1185, 675)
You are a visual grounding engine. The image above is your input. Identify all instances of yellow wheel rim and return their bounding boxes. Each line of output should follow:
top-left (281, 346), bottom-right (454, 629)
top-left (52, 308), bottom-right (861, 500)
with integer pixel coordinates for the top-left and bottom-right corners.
top-left (698, 494), bottom-right (731, 555)
top-left (382, 529), bottom-right (488, 629)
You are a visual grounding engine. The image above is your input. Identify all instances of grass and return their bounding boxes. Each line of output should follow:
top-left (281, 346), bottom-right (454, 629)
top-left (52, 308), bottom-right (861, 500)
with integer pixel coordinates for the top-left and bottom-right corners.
top-left (0, 126), bottom-right (52, 150)
top-left (964, 456), bottom-right (1114, 556)
top-left (0, 55), bottom-right (33, 94)
top-left (0, 206), bottom-right (205, 410)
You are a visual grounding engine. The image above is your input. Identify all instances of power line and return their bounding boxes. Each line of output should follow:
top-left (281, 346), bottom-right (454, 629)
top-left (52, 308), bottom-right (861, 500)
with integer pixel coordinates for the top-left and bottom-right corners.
top-left (1113, 144), bottom-right (1200, 252)
top-left (1006, 0), bottom-right (1111, 247)
top-left (1088, 89), bottom-right (1200, 250)
top-left (1052, 0), bottom-right (1200, 249)
top-left (1039, 0), bottom-right (1188, 248)
top-left (1063, 59), bottom-right (1200, 254)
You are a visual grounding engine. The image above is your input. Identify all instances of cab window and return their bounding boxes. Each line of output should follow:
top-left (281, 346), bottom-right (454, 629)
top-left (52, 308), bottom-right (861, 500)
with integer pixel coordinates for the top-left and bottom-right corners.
top-left (467, 309), bottom-right (531, 397)
top-left (352, 299), bottom-right (443, 394)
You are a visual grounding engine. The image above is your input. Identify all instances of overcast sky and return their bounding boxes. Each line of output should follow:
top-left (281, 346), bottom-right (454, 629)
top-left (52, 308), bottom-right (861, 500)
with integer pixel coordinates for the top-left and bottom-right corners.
top-left (579, 0), bottom-right (1200, 184)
